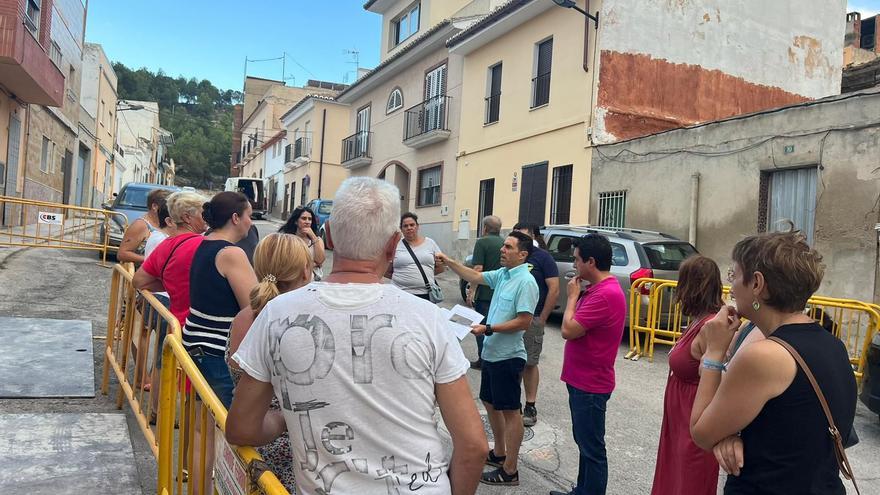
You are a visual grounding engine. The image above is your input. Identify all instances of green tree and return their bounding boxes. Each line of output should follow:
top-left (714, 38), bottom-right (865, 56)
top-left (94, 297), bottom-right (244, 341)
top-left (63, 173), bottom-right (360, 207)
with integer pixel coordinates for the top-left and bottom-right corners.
top-left (112, 62), bottom-right (235, 188)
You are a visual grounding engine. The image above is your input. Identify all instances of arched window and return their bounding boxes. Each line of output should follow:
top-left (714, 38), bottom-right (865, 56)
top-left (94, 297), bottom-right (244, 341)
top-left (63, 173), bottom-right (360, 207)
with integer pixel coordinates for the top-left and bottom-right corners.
top-left (386, 88), bottom-right (403, 114)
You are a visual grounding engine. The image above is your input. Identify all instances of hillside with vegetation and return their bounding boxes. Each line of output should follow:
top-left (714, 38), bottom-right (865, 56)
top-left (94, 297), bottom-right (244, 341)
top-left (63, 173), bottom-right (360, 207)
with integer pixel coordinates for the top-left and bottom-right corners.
top-left (113, 62), bottom-right (240, 188)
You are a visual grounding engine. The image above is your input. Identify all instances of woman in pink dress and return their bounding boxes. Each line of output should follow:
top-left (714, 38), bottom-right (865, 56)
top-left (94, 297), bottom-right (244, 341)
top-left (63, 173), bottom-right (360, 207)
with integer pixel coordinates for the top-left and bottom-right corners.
top-left (651, 255), bottom-right (724, 495)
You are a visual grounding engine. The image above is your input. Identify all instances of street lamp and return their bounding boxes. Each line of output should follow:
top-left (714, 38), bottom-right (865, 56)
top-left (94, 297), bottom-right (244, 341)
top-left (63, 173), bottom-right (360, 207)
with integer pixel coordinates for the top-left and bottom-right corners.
top-left (552, 0), bottom-right (599, 72)
top-left (552, 0), bottom-right (599, 28)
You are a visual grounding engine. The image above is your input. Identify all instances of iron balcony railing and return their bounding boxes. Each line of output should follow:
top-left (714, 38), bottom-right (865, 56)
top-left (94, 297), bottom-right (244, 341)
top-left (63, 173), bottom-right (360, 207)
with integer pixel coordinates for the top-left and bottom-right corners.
top-left (485, 92), bottom-right (501, 124)
top-left (404, 95), bottom-right (451, 141)
top-left (531, 72), bottom-right (551, 108)
top-left (284, 144), bottom-right (292, 163)
top-left (341, 131), bottom-right (372, 163)
top-left (294, 136), bottom-right (311, 160)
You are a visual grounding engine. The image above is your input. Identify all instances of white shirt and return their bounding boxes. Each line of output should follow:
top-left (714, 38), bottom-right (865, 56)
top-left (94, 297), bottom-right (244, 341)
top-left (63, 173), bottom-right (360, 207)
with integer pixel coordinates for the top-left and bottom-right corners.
top-left (391, 237), bottom-right (442, 295)
top-left (233, 282), bottom-right (469, 495)
top-left (144, 230), bottom-right (169, 298)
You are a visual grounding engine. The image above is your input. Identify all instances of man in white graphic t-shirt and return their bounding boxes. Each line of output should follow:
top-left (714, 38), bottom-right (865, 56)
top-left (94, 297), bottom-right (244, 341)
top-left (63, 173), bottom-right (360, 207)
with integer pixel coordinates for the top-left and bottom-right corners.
top-left (227, 177), bottom-right (488, 495)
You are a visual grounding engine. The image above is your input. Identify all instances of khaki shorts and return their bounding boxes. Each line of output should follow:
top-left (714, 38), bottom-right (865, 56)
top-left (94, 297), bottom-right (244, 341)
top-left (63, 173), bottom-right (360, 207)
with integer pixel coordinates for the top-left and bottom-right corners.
top-left (523, 317), bottom-right (545, 366)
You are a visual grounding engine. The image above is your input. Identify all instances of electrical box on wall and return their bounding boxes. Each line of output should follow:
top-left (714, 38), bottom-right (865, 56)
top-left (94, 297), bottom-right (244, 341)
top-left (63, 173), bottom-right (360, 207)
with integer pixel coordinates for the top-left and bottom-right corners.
top-left (440, 205), bottom-right (449, 216)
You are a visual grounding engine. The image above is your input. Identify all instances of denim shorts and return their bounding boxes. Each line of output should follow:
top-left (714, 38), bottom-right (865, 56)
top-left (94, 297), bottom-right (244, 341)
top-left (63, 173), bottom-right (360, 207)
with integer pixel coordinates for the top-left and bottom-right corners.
top-left (190, 353), bottom-right (234, 409)
top-left (479, 357), bottom-right (526, 411)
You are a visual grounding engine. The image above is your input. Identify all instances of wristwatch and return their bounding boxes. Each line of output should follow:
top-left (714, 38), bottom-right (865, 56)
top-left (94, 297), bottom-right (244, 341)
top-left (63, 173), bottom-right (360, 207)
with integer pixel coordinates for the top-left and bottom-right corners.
top-left (484, 324), bottom-right (493, 336)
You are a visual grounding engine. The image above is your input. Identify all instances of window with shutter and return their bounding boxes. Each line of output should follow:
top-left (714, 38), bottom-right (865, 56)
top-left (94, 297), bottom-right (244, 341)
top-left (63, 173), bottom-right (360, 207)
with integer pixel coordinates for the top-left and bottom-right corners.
top-left (477, 179), bottom-right (495, 232)
top-left (485, 64), bottom-right (502, 124)
top-left (532, 38), bottom-right (553, 108)
top-left (418, 165), bottom-right (441, 206)
top-left (550, 165), bottom-right (573, 224)
top-left (518, 162), bottom-right (548, 226)
top-left (387, 88), bottom-right (404, 113)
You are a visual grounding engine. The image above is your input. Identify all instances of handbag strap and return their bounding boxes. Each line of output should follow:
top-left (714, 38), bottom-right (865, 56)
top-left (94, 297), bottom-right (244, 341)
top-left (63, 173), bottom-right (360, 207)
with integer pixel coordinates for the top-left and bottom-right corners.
top-left (161, 234), bottom-right (200, 278)
top-left (767, 336), bottom-right (860, 494)
top-left (402, 239), bottom-right (431, 290)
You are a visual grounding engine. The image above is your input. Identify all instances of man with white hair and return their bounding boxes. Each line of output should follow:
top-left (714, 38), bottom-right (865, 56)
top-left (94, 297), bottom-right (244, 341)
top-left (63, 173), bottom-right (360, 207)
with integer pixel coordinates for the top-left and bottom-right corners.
top-left (227, 177), bottom-right (488, 495)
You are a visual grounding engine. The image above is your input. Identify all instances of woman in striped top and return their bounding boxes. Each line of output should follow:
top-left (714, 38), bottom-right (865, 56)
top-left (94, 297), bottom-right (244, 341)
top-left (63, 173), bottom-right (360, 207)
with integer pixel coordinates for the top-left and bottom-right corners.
top-left (185, 191), bottom-right (257, 408)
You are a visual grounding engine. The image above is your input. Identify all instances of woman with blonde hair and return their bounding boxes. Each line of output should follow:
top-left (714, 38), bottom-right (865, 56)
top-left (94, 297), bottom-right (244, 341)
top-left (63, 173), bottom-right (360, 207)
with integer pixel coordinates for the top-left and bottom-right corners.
top-left (226, 232), bottom-right (313, 492)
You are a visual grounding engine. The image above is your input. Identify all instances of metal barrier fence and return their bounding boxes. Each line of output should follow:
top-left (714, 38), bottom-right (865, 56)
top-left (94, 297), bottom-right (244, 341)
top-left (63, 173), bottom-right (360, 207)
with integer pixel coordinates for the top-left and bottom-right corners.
top-left (102, 263), bottom-right (289, 494)
top-left (157, 334), bottom-right (288, 495)
top-left (0, 195), bottom-right (126, 263)
top-left (626, 278), bottom-right (879, 386)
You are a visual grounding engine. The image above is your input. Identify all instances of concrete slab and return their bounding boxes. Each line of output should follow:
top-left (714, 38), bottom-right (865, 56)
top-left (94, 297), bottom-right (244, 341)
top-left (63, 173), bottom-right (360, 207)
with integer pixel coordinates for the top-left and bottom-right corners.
top-left (0, 316), bottom-right (94, 398)
top-left (0, 413), bottom-right (140, 494)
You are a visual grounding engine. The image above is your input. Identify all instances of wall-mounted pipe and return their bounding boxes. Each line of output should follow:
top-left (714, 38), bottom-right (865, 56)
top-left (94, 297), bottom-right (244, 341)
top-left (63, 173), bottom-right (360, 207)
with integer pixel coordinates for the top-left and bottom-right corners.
top-left (689, 173), bottom-right (700, 246)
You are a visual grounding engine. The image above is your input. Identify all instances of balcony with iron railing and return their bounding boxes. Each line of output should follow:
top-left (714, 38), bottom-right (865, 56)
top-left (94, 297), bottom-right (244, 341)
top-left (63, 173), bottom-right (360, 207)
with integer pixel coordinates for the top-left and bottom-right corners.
top-left (0, 4), bottom-right (64, 106)
top-left (294, 137), bottom-right (311, 162)
top-left (531, 72), bottom-right (551, 109)
top-left (485, 93), bottom-right (501, 125)
top-left (341, 131), bottom-right (372, 169)
top-left (403, 95), bottom-right (452, 149)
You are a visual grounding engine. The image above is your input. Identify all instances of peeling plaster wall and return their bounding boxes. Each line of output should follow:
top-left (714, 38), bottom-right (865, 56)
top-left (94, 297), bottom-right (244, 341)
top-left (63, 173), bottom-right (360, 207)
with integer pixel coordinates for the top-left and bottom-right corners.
top-left (590, 91), bottom-right (880, 301)
top-left (594, 0), bottom-right (847, 143)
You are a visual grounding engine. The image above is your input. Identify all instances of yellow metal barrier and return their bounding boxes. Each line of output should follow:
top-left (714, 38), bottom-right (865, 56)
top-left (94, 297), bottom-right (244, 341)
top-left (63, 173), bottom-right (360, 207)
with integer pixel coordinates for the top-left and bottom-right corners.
top-left (626, 278), bottom-right (879, 385)
top-left (0, 195), bottom-right (127, 263)
top-left (157, 334), bottom-right (289, 495)
top-left (102, 263), bottom-right (288, 494)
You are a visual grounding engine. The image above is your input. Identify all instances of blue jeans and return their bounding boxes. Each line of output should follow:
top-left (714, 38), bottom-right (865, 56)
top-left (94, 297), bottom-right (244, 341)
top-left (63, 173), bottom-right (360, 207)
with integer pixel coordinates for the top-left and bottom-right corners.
top-left (473, 300), bottom-right (491, 360)
top-left (568, 384), bottom-right (610, 495)
top-left (191, 354), bottom-right (235, 409)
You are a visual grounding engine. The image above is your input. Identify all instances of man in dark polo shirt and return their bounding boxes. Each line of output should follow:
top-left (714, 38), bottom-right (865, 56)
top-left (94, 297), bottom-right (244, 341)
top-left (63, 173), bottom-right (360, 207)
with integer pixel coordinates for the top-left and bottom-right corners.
top-left (514, 223), bottom-right (559, 427)
top-left (468, 215), bottom-right (503, 369)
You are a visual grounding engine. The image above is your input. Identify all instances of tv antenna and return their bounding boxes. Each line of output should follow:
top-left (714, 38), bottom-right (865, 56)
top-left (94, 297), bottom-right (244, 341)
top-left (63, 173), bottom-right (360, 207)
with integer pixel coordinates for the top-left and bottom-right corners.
top-left (343, 48), bottom-right (360, 84)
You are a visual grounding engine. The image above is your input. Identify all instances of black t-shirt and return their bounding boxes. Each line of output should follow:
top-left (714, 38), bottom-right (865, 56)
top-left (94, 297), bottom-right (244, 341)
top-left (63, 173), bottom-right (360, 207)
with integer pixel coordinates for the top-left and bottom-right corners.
top-left (527, 247), bottom-right (559, 315)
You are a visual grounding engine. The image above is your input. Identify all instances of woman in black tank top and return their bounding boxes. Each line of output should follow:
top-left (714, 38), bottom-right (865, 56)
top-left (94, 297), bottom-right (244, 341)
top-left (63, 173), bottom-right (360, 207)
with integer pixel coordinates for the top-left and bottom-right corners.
top-left (185, 191), bottom-right (258, 495)
top-left (688, 231), bottom-right (857, 495)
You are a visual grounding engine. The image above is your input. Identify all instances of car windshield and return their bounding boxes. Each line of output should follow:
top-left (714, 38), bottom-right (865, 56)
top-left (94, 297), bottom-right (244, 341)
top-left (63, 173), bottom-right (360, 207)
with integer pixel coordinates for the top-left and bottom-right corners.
top-left (317, 202), bottom-right (332, 215)
top-left (117, 188), bottom-right (151, 208)
top-left (641, 243), bottom-right (697, 270)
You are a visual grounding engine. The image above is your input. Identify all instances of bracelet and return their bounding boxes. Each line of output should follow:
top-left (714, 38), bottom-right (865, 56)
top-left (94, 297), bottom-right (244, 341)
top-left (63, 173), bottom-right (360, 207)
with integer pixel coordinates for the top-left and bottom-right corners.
top-left (701, 358), bottom-right (726, 372)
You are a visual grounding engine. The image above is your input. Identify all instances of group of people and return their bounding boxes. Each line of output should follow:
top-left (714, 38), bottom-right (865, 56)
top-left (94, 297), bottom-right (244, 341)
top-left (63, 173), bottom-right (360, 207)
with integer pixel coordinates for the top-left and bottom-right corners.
top-left (122, 176), bottom-right (858, 495)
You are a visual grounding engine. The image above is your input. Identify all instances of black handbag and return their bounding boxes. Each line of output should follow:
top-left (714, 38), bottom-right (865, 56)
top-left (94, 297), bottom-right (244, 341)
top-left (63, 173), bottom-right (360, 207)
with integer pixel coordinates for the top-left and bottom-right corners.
top-left (402, 239), bottom-right (443, 303)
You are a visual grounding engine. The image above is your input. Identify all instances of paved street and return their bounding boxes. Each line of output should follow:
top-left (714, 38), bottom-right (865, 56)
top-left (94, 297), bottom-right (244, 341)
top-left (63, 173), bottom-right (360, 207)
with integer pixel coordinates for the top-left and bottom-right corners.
top-left (255, 220), bottom-right (880, 495)
top-left (0, 220), bottom-right (875, 494)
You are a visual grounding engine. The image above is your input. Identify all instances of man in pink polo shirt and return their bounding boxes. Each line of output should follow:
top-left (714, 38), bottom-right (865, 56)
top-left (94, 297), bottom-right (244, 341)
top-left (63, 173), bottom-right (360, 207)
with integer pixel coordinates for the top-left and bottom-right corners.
top-left (552, 234), bottom-right (626, 495)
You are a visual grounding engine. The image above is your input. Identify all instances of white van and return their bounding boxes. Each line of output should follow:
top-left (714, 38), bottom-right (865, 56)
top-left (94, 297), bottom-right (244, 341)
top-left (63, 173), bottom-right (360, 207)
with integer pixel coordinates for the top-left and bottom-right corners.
top-left (224, 177), bottom-right (268, 219)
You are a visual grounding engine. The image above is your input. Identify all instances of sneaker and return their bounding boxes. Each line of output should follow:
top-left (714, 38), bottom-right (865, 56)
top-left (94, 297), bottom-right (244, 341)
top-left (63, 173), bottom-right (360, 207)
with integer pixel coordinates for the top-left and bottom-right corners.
top-left (523, 404), bottom-right (537, 427)
top-left (470, 360), bottom-right (482, 370)
top-left (480, 467), bottom-right (519, 486)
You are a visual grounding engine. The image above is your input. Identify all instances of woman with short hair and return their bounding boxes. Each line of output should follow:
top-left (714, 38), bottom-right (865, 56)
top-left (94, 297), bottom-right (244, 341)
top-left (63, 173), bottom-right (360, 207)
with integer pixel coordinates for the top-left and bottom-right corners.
top-left (690, 231), bottom-right (857, 495)
top-left (651, 255), bottom-right (723, 495)
top-left (387, 212), bottom-right (444, 300)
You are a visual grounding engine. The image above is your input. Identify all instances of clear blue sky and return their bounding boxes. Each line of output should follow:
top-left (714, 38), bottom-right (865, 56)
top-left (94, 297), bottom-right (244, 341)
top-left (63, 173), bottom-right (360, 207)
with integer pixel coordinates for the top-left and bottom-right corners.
top-left (86, 1), bottom-right (381, 92)
top-left (850, 0), bottom-right (880, 16)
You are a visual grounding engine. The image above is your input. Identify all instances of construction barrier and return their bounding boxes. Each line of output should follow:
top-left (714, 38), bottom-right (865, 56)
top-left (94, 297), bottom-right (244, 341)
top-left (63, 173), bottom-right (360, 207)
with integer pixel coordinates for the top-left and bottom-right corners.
top-left (102, 263), bottom-right (289, 495)
top-left (0, 195), bottom-right (127, 263)
top-left (626, 278), bottom-right (879, 386)
top-left (157, 333), bottom-right (288, 495)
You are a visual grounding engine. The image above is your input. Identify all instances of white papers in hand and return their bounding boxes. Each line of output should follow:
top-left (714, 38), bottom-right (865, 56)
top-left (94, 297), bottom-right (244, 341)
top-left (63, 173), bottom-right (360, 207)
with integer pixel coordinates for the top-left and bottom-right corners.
top-left (441, 304), bottom-right (485, 340)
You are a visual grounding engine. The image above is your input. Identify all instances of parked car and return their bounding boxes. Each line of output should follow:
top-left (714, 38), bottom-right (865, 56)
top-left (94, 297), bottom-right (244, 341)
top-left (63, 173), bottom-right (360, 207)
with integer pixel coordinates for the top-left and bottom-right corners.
top-left (100, 182), bottom-right (180, 257)
top-left (224, 177), bottom-right (268, 219)
top-left (541, 225), bottom-right (698, 319)
top-left (305, 199), bottom-right (333, 243)
top-left (457, 226), bottom-right (698, 322)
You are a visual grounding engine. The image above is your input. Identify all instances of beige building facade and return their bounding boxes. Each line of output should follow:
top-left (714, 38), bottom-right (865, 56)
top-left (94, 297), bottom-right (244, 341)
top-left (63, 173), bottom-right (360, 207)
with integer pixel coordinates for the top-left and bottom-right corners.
top-left (449, 1), bottom-right (594, 251)
top-left (338, 0), bottom-right (498, 255)
top-left (79, 42), bottom-right (118, 206)
top-left (280, 96), bottom-right (349, 218)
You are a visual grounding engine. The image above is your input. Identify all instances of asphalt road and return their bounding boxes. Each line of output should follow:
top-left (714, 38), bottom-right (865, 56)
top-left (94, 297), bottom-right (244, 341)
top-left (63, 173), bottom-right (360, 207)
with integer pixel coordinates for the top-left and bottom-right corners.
top-left (0, 221), bottom-right (875, 494)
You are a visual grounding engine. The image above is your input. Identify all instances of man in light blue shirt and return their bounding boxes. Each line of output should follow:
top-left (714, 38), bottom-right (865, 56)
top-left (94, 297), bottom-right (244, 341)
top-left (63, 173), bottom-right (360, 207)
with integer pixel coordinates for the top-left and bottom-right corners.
top-left (438, 230), bottom-right (538, 487)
